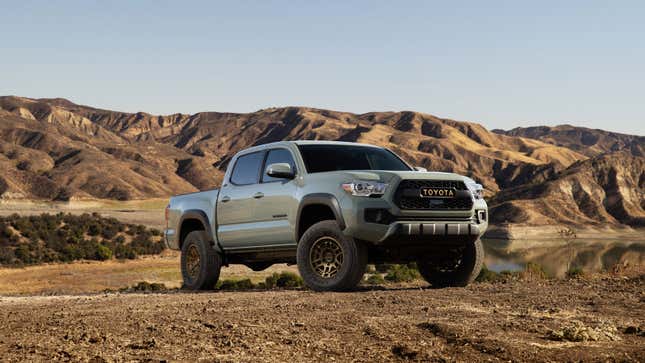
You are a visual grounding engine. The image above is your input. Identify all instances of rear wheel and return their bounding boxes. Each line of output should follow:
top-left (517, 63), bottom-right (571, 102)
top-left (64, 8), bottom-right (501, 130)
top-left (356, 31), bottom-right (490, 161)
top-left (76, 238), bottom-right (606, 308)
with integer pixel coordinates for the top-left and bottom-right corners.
top-left (417, 238), bottom-right (483, 288)
top-left (181, 231), bottom-right (222, 290)
top-left (297, 220), bottom-right (367, 291)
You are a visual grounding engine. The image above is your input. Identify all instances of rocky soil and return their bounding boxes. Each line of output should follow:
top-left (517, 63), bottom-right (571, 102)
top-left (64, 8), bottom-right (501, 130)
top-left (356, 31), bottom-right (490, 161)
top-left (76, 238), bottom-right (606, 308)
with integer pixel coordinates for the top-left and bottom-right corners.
top-left (0, 276), bottom-right (643, 362)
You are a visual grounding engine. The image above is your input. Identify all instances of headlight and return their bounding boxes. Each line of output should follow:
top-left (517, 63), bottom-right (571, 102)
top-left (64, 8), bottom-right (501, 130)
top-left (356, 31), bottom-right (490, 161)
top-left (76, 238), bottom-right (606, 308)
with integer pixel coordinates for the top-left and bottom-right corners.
top-left (341, 180), bottom-right (388, 197)
top-left (465, 179), bottom-right (484, 199)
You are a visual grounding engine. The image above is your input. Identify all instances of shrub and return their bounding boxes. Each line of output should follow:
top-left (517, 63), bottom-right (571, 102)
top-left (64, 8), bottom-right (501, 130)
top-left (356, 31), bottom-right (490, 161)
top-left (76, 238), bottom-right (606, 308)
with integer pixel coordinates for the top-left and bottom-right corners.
top-left (101, 225), bottom-right (119, 240)
top-left (264, 271), bottom-right (304, 288)
top-left (218, 278), bottom-right (255, 290)
top-left (264, 273), bottom-right (279, 288)
top-left (365, 274), bottom-right (386, 285)
top-left (276, 272), bottom-right (303, 287)
top-left (87, 223), bottom-right (101, 237)
top-left (0, 246), bottom-right (16, 265)
top-left (96, 244), bottom-right (113, 261)
top-left (124, 281), bottom-right (168, 293)
top-left (14, 244), bottom-right (33, 264)
top-left (385, 264), bottom-right (421, 283)
top-left (0, 213), bottom-right (164, 266)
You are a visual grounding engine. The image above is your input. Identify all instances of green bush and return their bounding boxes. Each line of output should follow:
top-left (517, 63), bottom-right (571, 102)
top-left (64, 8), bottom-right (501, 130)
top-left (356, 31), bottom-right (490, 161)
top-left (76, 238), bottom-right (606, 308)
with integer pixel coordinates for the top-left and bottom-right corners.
top-left (0, 246), bottom-right (16, 265)
top-left (124, 281), bottom-right (168, 292)
top-left (115, 244), bottom-right (137, 260)
top-left (87, 223), bottom-right (101, 236)
top-left (14, 244), bottom-right (33, 264)
top-left (384, 264), bottom-right (421, 283)
top-left (96, 244), bottom-right (113, 261)
top-left (218, 278), bottom-right (255, 290)
top-left (365, 274), bottom-right (386, 285)
top-left (264, 271), bottom-right (304, 288)
top-left (0, 213), bottom-right (166, 266)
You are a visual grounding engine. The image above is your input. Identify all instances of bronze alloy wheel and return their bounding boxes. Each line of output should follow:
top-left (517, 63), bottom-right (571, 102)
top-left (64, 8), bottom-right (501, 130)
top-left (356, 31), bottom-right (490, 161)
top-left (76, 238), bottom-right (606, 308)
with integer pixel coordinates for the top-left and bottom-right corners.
top-left (309, 236), bottom-right (344, 279)
top-left (185, 244), bottom-right (201, 280)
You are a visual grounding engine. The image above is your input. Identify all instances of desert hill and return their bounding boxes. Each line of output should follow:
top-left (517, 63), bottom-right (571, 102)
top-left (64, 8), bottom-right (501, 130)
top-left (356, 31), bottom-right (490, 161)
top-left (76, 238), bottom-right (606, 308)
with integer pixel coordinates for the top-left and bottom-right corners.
top-left (1, 96), bottom-right (643, 228)
top-left (494, 125), bottom-right (644, 157)
top-left (490, 150), bottom-right (644, 227)
top-left (1, 96), bottom-right (585, 196)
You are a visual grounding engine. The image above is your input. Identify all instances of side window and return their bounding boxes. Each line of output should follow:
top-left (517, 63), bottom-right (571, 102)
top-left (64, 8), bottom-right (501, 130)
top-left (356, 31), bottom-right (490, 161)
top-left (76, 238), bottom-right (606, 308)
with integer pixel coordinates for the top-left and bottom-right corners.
top-left (262, 149), bottom-right (297, 183)
top-left (230, 152), bottom-right (264, 185)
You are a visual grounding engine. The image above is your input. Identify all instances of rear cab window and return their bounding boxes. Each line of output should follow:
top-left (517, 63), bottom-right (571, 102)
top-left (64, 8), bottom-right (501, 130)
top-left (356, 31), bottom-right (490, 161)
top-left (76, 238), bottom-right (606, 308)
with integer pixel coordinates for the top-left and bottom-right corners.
top-left (230, 151), bottom-right (264, 185)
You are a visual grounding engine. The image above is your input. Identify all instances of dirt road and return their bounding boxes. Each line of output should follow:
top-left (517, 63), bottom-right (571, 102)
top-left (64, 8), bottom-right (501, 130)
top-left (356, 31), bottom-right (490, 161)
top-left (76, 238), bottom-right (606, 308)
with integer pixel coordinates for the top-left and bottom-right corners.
top-left (0, 276), bottom-right (643, 362)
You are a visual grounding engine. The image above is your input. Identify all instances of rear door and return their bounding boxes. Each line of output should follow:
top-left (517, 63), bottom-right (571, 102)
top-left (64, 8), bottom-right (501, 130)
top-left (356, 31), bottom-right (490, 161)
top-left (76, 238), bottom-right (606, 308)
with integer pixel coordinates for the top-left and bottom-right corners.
top-left (216, 150), bottom-right (265, 249)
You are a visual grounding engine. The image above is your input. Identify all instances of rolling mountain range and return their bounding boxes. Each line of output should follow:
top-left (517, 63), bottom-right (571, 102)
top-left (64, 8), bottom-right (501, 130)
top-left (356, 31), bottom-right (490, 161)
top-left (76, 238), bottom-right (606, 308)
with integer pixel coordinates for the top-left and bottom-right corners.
top-left (0, 96), bottom-right (643, 228)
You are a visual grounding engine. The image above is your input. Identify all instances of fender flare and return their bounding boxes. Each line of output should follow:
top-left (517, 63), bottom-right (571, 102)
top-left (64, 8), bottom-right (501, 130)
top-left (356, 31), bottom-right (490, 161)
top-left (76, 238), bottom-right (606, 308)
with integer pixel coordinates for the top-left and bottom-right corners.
top-left (295, 193), bottom-right (346, 242)
top-left (178, 210), bottom-right (221, 252)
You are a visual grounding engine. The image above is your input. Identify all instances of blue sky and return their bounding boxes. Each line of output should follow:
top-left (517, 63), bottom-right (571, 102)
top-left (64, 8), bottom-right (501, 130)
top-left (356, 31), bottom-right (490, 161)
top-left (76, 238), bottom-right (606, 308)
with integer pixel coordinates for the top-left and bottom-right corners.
top-left (1, 1), bottom-right (643, 135)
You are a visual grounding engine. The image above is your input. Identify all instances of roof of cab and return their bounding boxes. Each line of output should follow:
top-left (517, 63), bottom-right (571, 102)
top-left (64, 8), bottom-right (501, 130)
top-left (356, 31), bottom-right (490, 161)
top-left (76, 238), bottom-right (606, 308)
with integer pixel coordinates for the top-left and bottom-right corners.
top-left (235, 140), bottom-right (382, 155)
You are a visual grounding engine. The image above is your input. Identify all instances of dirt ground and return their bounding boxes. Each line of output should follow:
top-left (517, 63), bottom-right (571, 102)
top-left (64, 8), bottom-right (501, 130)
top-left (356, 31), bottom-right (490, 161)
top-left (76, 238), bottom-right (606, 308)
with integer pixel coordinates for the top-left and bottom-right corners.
top-left (0, 276), bottom-right (643, 362)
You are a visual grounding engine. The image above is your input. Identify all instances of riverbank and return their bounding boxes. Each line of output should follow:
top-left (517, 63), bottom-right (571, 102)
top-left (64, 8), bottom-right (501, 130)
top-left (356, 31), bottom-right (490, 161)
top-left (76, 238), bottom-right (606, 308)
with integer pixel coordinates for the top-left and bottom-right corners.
top-left (484, 224), bottom-right (645, 240)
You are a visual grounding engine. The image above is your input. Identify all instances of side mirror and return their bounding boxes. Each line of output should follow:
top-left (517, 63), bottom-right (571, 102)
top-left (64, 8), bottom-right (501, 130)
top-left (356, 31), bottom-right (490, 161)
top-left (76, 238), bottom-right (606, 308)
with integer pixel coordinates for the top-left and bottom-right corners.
top-left (266, 163), bottom-right (295, 179)
top-left (413, 166), bottom-right (428, 172)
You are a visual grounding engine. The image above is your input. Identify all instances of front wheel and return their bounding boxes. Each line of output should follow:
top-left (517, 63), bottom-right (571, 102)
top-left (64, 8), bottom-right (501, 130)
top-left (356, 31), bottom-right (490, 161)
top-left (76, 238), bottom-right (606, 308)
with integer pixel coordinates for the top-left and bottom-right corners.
top-left (297, 220), bottom-right (367, 291)
top-left (181, 231), bottom-right (222, 290)
top-left (417, 238), bottom-right (484, 288)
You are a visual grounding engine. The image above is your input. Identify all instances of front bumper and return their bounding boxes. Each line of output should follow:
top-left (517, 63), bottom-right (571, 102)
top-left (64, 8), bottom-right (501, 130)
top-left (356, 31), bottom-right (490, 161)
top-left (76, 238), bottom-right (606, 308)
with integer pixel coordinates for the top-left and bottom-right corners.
top-left (393, 222), bottom-right (481, 239)
top-left (339, 193), bottom-right (488, 244)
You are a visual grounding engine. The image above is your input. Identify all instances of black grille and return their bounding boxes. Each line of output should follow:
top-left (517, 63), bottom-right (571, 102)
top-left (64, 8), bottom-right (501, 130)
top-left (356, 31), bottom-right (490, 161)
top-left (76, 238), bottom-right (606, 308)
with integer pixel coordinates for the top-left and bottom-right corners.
top-left (394, 180), bottom-right (473, 210)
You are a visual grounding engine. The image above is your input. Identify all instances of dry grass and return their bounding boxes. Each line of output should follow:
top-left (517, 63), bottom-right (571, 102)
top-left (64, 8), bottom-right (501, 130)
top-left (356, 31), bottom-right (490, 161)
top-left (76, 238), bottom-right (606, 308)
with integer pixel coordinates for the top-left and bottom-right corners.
top-left (0, 251), bottom-right (298, 296)
top-left (0, 199), bottom-right (167, 229)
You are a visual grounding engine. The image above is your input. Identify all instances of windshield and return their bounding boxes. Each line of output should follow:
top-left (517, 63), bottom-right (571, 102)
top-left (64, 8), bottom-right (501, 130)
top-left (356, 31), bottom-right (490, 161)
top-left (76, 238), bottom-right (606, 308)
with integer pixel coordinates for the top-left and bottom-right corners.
top-left (297, 144), bottom-right (412, 173)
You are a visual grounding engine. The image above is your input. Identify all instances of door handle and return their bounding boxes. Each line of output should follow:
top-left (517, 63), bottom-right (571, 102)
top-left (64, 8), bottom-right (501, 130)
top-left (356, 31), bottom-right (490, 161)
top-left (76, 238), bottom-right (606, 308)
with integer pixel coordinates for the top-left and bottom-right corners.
top-left (253, 192), bottom-right (265, 199)
top-left (221, 196), bottom-right (231, 203)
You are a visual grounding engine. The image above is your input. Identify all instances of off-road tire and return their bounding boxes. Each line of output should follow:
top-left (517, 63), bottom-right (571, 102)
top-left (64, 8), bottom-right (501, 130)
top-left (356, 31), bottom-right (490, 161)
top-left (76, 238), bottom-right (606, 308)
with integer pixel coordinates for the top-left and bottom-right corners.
top-left (181, 231), bottom-right (222, 290)
top-left (417, 238), bottom-right (484, 288)
top-left (297, 220), bottom-right (367, 292)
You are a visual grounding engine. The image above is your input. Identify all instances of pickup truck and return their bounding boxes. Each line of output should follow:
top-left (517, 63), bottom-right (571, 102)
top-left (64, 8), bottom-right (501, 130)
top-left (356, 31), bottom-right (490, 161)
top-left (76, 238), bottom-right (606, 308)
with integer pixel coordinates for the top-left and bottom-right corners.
top-left (165, 140), bottom-right (488, 291)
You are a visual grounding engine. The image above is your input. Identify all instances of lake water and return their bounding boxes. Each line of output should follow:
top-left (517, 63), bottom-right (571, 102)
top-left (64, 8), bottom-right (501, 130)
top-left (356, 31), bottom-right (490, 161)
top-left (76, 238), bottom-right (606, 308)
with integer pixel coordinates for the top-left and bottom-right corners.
top-left (481, 238), bottom-right (645, 277)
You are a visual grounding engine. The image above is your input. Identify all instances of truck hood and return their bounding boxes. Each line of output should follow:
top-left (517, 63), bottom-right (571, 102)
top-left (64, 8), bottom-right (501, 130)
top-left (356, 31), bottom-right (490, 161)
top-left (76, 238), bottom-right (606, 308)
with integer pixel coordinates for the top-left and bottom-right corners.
top-left (337, 170), bottom-right (473, 184)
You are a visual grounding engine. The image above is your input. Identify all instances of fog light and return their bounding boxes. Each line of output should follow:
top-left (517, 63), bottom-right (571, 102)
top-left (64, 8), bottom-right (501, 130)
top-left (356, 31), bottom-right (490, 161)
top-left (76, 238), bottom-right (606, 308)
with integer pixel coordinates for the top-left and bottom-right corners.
top-left (477, 210), bottom-right (487, 223)
top-left (364, 208), bottom-right (393, 224)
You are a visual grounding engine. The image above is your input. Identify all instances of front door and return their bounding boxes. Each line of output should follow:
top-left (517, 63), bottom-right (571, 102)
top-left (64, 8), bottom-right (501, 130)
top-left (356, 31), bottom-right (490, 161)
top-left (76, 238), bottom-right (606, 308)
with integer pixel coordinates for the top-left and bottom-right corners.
top-left (251, 148), bottom-right (299, 247)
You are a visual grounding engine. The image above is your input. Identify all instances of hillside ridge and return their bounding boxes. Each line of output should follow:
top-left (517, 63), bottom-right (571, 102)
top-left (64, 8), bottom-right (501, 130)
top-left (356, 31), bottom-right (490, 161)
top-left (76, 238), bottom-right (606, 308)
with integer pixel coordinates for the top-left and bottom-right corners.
top-left (1, 96), bottom-right (642, 228)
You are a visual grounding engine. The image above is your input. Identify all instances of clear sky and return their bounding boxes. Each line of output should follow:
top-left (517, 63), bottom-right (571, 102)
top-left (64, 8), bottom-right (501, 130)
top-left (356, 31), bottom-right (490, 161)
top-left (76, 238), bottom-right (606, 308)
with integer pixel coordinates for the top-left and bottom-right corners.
top-left (1, 0), bottom-right (643, 135)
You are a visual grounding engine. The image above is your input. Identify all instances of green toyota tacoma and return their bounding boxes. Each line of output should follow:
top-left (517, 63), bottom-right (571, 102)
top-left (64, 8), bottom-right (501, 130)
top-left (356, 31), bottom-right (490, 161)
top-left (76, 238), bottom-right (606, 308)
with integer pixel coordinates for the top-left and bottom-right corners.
top-left (165, 141), bottom-right (488, 291)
